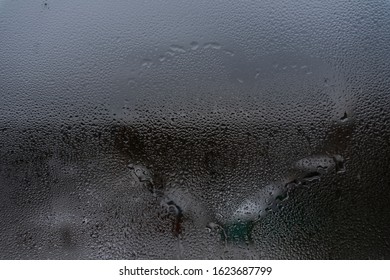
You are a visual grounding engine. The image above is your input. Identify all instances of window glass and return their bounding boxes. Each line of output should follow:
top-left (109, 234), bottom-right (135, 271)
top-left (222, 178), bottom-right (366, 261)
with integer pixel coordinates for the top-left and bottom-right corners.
top-left (0, 0), bottom-right (389, 259)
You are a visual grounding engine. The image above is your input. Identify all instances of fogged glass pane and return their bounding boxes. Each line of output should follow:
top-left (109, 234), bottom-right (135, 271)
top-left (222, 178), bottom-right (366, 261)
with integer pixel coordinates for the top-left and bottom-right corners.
top-left (0, 0), bottom-right (389, 259)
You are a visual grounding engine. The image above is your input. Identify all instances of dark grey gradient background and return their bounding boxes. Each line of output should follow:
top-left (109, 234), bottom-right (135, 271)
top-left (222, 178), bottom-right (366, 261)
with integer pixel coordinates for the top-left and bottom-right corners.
top-left (0, 0), bottom-right (390, 259)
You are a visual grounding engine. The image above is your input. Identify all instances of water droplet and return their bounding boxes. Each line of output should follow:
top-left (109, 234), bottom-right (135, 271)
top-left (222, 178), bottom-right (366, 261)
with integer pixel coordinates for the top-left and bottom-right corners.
top-left (302, 171), bottom-right (321, 182)
top-left (165, 51), bottom-right (175, 57)
top-left (207, 222), bottom-right (220, 230)
top-left (169, 45), bottom-right (186, 53)
top-left (127, 79), bottom-right (136, 86)
top-left (334, 155), bottom-right (346, 174)
top-left (128, 164), bottom-right (153, 183)
top-left (340, 111), bottom-right (348, 122)
top-left (203, 42), bottom-right (221, 50)
top-left (141, 59), bottom-right (153, 68)
top-left (223, 49), bottom-right (235, 56)
top-left (190, 41), bottom-right (199, 50)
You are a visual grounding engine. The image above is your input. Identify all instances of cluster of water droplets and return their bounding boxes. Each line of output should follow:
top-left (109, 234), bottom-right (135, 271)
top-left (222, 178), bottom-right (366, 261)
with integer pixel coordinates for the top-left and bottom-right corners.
top-left (128, 153), bottom-right (346, 243)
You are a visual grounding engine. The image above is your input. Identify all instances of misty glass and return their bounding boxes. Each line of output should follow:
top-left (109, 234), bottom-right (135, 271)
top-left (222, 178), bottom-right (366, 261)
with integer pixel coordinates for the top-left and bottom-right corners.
top-left (0, 0), bottom-right (390, 259)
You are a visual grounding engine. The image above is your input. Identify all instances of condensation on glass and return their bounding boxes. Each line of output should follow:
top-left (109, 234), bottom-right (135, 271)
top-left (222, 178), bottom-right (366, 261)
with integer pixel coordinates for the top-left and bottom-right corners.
top-left (0, 0), bottom-right (389, 259)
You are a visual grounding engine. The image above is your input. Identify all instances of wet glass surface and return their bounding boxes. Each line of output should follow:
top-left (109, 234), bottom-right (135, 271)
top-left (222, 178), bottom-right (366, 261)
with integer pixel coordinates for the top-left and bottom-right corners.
top-left (1, 0), bottom-right (390, 259)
